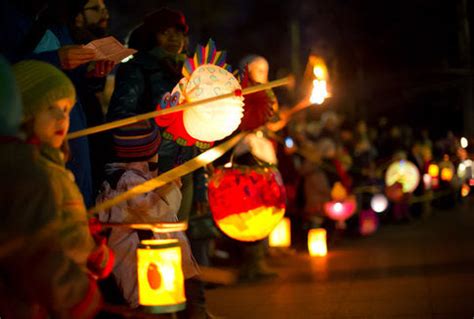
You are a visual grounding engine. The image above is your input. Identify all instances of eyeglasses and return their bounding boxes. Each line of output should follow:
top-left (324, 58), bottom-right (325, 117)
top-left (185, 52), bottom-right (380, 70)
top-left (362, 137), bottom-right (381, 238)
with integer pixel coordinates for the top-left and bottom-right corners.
top-left (83, 5), bottom-right (108, 14)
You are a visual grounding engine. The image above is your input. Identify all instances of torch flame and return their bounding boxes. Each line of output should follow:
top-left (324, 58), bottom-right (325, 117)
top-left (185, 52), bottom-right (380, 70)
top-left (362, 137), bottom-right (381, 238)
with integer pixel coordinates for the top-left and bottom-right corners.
top-left (310, 62), bottom-right (329, 105)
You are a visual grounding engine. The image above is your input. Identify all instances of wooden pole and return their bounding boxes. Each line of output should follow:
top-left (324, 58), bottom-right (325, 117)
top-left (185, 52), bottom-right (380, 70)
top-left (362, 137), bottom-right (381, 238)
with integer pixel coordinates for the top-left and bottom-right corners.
top-left (67, 77), bottom-right (292, 140)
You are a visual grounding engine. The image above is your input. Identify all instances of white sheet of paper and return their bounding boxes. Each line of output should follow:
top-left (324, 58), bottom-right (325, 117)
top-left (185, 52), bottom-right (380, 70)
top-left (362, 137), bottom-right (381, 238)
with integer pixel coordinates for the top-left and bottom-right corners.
top-left (84, 36), bottom-right (137, 63)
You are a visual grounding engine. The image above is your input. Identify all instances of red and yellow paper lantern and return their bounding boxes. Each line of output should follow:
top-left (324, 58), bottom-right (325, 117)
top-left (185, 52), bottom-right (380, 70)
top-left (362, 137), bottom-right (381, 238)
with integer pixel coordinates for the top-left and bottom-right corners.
top-left (137, 239), bottom-right (185, 313)
top-left (208, 165), bottom-right (286, 242)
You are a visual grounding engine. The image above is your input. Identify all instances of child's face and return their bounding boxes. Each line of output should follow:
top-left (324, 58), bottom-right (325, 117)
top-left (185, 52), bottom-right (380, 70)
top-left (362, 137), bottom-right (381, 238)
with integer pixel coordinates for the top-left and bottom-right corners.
top-left (33, 98), bottom-right (74, 148)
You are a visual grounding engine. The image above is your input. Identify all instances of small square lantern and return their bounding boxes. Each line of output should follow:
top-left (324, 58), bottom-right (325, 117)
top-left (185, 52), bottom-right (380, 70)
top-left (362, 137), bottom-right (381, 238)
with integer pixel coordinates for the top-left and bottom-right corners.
top-left (269, 217), bottom-right (291, 248)
top-left (137, 239), bottom-right (186, 313)
top-left (308, 228), bottom-right (327, 257)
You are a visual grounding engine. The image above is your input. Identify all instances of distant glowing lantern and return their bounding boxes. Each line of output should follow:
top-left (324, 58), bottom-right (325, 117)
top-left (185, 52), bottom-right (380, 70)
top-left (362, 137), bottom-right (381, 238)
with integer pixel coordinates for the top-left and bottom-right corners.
top-left (309, 56), bottom-right (329, 105)
top-left (269, 217), bottom-right (291, 248)
top-left (460, 137), bottom-right (468, 148)
top-left (359, 209), bottom-right (379, 236)
top-left (428, 163), bottom-right (439, 178)
top-left (183, 64), bottom-right (244, 142)
top-left (461, 183), bottom-right (470, 197)
top-left (439, 161), bottom-right (455, 182)
top-left (457, 163), bottom-right (467, 179)
top-left (308, 228), bottom-right (327, 257)
top-left (137, 239), bottom-right (185, 313)
top-left (331, 182), bottom-right (348, 202)
top-left (208, 165), bottom-right (286, 242)
top-left (385, 160), bottom-right (420, 193)
top-left (370, 194), bottom-right (389, 213)
top-left (324, 196), bottom-right (357, 223)
top-left (423, 173), bottom-right (432, 190)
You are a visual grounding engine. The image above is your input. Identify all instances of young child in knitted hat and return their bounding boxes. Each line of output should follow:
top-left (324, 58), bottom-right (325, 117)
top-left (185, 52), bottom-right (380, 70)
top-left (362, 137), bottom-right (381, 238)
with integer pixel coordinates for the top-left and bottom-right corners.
top-left (12, 60), bottom-right (114, 282)
top-left (1, 56), bottom-right (102, 318)
top-left (96, 119), bottom-right (199, 309)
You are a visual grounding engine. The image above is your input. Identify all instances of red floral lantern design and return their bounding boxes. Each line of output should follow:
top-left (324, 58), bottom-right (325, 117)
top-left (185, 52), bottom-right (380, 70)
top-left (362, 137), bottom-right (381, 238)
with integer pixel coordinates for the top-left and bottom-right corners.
top-left (208, 165), bottom-right (286, 242)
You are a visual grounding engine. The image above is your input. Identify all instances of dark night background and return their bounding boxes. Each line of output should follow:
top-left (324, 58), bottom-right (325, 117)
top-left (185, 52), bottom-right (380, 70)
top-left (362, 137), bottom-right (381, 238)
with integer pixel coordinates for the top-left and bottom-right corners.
top-left (107, 0), bottom-right (474, 140)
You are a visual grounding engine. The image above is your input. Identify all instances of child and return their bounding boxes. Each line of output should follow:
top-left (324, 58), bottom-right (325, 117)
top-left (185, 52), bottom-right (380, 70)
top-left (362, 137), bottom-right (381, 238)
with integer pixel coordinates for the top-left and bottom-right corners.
top-left (96, 120), bottom-right (199, 308)
top-left (3, 58), bottom-right (102, 318)
top-left (12, 60), bottom-right (114, 280)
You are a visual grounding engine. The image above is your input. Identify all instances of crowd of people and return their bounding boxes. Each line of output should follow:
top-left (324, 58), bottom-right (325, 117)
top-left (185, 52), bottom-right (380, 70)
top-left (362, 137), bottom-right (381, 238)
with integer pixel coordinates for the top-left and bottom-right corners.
top-left (0, 1), bottom-right (472, 319)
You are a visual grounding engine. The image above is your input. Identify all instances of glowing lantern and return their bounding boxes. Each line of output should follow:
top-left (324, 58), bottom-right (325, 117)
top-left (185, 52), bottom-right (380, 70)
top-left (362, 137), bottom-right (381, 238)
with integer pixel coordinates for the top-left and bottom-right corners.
top-left (323, 197), bottom-right (357, 224)
top-left (307, 55), bottom-right (329, 105)
top-left (269, 217), bottom-right (291, 248)
top-left (461, 183), bottom-right (470, 197)
top-left (461, 137), bottom-right (468, 148)
top-left (308, 228), bottom-right (327, 257)
top-left (331, 182), bottom-right (348, 201)
top-left (208, 165), bottom-right (286, 242)
top-left (359, 209), bottom-right (379, 236)
top-left (428, 163), bottom-right (439, 178)
top-left (183, 64), bottom-right (244, 142)
top-left (439, 160), bottom-right (455, 182)
top-left (370, 194), bottom-right (389, 213)
top-left (155, 40), bottom-right (244, 149)
top-left (137, 239), bottom-right (185, 313)
top-left (385, 160), bottom-right (420, 193)
top-left (423, 173), bottom-right (432, 190)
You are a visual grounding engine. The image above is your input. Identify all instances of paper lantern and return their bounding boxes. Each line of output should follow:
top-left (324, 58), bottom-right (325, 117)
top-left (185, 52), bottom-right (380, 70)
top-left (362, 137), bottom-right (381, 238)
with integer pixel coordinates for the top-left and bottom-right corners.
top-left (461, 137), bottom-right (468, 148)
top-left (137, 239), bottom-right (185, 313)
top-left (308, 228), bottom-right (327, 256)
top-left (385, 160), bottom-right (420, 193)
top-left (439, 161), bottom-right (455, 182)
top-left (269, 217), bottom-right (291, 248)
top-left (423, 173), bottom-right (432, 190)
top-left (461, 183), bottom-right (470, 197)
top-left (182, 64), bottom-right (244, 142)
top-left (359, 209), bottom-right (379, 236)
top-left (370, 194), bottom-right (388, 213)
top-left (323, 196), bottom-right (357, 222)
top-left (208, 165), bottom-right (286, 242)
top-left (331, 182), bottom-right (348, 201)
top-left (155, 40), bottom-right (244, 149)
top-left (428, 163), bottom-right (439, 178)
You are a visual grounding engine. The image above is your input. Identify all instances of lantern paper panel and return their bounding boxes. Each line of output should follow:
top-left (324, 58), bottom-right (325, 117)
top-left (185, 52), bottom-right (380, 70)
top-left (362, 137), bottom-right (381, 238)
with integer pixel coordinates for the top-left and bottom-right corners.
top-left (137, 239), bottom-right (185, 313)
top-left (208, 166), bottom-right (286, 242)
top-left (269, 217), bottom-right (291, 248)
top-left (385, 160), bottom-right (420, 193)
top-left (308, 228), bottom-right (327, 257)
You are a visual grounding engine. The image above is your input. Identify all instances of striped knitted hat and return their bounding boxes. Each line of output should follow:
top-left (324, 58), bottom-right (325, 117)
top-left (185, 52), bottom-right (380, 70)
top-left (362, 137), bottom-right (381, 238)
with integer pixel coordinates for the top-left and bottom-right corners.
top-left (12, 60), bottom-right (76, 122)
top-left (112, 120), bottom-right (161, 162)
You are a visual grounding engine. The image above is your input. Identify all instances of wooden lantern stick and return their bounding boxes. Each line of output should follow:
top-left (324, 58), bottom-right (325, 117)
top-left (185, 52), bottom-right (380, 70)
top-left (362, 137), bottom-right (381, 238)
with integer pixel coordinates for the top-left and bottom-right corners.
top-left (67, 77), bottom-right (293, 140)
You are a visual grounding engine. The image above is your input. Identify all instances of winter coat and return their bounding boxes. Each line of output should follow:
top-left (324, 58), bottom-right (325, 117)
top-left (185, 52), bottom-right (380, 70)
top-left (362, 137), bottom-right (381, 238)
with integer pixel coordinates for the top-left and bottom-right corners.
top-left (96, 161), bottom-right (199, 308)
top-left (37, 145), bottom-right (96, 268)
top-left (106, 46), bottom-right (203, 216)
top-left (0, 139), bottom-right (101, 319)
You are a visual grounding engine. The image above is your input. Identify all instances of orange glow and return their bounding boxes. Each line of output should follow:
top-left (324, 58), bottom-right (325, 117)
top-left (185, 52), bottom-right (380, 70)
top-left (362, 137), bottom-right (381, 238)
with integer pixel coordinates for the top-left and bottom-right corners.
top-left (309, 56), bottom-right (329, 105)
top-left (308, 228), bottom-right (327, 257)
top-left (216, 207), bottom-right (285, 242)
top-left (461, 184), bottom-right (470, 197)
top-left (440, 167), bottom-right (454, 182)
top-left (331, 182), bottom-right (348, 201)
top-left (137, 239), bottom-right (185, 313)
top-left (269, 217), bottom-right (291, 248)
top-left (428, 164), bottom-right (439, 178)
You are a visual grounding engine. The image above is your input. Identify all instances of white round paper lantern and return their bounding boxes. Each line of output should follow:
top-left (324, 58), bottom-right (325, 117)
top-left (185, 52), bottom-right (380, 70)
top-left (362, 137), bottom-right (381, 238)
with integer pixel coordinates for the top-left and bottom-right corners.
top-left (370, 194), bottom-right (388, 213)
top-left (183, 64), bottom-right (244, 142)
top-left (385, 160), bottom-right (420, 193)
